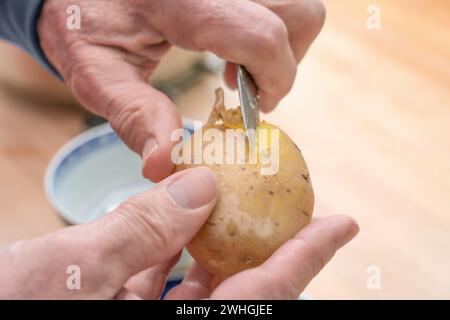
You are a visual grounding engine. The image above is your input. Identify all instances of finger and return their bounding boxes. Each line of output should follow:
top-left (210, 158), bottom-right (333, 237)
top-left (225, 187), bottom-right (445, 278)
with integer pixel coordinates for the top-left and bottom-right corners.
top-left (152, 0), bottom-right (297, 112)
top-left (124, 252), bottom-right (182, 300)
top-left (165, 262), bottom-right (214, 300)
top-left (79, 167), bottom-right (218, 290)
top-left (64, 45), bottom-right (181, 182)
top-left (224, 62), bottom-right (238, 90)
top-left (252, 0), bottom-right (326, 62)
top-left (211, 215), bottom-right (359, 299)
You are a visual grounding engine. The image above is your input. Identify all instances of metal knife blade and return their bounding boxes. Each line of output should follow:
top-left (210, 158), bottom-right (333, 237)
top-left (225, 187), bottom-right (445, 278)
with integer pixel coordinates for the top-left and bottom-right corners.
top-left (237, 65), bottom-right (260, 151)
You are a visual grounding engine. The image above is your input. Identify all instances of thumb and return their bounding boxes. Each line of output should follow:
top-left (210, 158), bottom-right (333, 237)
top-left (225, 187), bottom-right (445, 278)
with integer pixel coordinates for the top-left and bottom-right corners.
top-left (84, 167), bottom-right (217, 286)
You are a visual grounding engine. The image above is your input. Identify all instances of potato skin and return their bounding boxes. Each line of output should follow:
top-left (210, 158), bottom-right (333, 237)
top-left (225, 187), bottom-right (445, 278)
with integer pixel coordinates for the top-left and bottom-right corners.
top-left (175, 124), bottom-right (314, 278)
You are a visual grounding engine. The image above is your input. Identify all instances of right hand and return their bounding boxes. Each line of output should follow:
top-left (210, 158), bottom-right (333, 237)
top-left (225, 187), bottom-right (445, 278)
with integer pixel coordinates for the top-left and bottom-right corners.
top-left (37, 0), bottom-right (325, 182)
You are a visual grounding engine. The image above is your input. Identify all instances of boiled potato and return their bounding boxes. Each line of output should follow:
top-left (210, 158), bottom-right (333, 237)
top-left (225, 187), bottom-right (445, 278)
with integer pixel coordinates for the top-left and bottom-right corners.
top-left (175, 88), bottom-right (314, 278)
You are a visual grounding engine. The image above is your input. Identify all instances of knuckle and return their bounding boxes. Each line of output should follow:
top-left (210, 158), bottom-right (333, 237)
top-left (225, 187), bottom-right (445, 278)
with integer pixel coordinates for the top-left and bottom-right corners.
top-left (279, 69), bottom-right (296, 95)
top-left (293, 236), bottom-right (328, 277)
top-left (254, 16), bottom-right (289, 58)
top-left (276, 280), bottom-right (302, 299)
top-left (297, 0), bottom-right (326, 34)
top-left (114, 193), bottom-right (171, 253)
top-left (260, 269), bottom-right (300, 299)
top-left (109, 100), bottom-right (147, 152)
top-left (309, 0), bottom-right (326, 32)
top-left (268, 66), bottom-right (295, 100)
top-left (64, 45), bottom-right (98, 92)
top-left (66, 63), bottom-right (96, 101)
top-left (309, 251), bottom-right (328, 277)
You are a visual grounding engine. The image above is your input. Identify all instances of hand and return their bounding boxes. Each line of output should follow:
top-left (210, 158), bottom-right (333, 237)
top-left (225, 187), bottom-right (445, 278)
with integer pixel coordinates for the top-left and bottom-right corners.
top-left (37, 0), bottom-right (326, 182)
top-left (0, 166), bottom-right (358, 299)
top-left (0, 167), bottom-right (218, 299)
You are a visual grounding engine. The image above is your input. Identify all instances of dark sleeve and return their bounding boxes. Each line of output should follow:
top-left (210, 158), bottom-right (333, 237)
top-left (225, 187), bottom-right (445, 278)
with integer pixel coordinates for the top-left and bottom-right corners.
top-left (0, 0), bottom-right (61, 78)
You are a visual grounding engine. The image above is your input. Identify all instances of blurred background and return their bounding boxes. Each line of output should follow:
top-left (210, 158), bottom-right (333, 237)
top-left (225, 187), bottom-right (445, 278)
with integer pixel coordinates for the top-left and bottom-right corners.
top-left (0, 0), bottom-right (449, 298)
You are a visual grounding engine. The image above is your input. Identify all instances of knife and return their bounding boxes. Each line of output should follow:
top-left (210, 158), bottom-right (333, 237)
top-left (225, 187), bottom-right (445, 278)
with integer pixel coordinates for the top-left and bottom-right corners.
top-left (237, 65), bottom-right (260, 151)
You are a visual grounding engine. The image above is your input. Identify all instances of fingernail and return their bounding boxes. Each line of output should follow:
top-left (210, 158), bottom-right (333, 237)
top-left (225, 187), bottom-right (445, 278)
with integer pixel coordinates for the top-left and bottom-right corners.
top-left (167, 167), bottom-right (217, 209)
top-left (333, 216), bottom-right (359, 248)
top-left (142, 137), bottom-right (158, 164)
top-left (344, 218), bottom-right (360, 243)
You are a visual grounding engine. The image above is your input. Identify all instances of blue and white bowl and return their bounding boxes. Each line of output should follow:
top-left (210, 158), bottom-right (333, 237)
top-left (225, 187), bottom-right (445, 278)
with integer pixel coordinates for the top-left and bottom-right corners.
top-left (45, 120), bottom-right (195, 224)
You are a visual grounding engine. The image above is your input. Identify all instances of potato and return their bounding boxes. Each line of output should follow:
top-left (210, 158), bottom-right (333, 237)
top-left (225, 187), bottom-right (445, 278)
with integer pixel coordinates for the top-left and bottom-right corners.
top-left (175, 88), bottom-right (314, 278)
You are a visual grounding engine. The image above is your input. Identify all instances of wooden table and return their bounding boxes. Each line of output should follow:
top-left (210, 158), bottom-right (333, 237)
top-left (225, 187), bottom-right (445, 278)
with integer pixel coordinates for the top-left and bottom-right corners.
top-left (0, 0), bottom-right (449, 299)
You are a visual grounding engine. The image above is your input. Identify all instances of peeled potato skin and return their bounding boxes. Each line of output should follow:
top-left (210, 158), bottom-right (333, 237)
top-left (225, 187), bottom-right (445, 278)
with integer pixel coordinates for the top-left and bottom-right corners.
top-left (175, 123), bottom-right (314, 278)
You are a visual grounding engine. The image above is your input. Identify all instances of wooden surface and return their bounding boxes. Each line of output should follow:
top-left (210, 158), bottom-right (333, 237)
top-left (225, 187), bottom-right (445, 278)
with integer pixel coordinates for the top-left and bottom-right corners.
top-left (0, 0), bottom-right (449, 299)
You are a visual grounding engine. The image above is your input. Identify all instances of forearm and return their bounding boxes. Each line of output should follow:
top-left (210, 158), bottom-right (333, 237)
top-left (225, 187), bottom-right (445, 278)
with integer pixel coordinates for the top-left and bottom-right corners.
top-left (0, 0), bottom-right (59, 77)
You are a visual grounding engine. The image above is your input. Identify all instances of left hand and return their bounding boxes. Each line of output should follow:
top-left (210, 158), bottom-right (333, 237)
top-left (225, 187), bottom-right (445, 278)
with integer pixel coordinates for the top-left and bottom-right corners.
top-left (0, 167), bottom-right (218, 299)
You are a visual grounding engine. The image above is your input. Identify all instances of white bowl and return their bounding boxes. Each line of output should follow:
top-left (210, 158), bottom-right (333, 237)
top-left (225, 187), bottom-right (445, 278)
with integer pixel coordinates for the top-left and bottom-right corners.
top-left (45, 120), bottom-right (195, 224)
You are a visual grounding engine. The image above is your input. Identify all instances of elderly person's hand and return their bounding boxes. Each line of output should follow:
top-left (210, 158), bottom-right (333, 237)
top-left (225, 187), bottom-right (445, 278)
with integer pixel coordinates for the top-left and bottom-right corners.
top-left (0, 167), bottom-right (358, 299)
top-left (37, 0), bottom-right (326, 182)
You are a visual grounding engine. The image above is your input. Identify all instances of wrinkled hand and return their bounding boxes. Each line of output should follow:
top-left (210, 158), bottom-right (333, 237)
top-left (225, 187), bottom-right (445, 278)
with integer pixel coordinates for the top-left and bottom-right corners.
top-left (38, 0), bottom-right (326, 182)
top-left (0, 167), bottom-right (358, 299)
top-left (0, 168), bottom-right (216, 299)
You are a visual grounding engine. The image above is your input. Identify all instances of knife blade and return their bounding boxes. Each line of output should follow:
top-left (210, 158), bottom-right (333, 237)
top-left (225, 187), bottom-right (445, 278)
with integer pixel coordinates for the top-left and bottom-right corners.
top-left (237, 65), bottom-right (260, 151)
